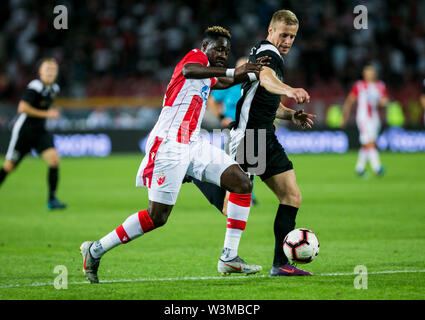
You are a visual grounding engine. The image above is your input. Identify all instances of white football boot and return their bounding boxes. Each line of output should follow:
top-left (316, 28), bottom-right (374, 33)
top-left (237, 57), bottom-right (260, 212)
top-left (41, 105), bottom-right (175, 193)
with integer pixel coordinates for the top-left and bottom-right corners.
top-left (218, 256), bottom-right (262, 276)
top-left (80, 241), bottom-right (101, 283)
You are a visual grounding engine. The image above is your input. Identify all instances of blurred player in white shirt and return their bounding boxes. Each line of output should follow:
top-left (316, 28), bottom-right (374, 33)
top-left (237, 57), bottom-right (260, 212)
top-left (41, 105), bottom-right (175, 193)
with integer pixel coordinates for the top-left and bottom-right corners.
top-left (342, 64), bottom-right (388, 176)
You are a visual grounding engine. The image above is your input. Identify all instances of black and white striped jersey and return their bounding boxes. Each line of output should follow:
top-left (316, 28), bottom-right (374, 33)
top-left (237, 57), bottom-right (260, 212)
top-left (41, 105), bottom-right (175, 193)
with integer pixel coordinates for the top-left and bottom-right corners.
top-left (20, 79), bottom-right (60, 129)
top-left (234, 40), bottom-right (285, 132)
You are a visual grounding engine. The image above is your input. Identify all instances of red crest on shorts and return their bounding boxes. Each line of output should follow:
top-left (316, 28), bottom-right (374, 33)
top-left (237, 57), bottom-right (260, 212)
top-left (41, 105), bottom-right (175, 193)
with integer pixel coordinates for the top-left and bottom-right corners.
top-left (157, 175), bottom-right (165, 185)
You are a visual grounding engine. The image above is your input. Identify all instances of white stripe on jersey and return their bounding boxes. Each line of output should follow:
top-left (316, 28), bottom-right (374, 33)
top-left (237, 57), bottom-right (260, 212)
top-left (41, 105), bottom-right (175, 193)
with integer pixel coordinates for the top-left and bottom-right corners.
top-left (229, 81), bottom-right (260, 158)
top-left (27, 79), bottom-right (43, 92)
top-left (6, 114), bottom-right (27, 161)
top-left (256, 44), bottom-right (283, 62)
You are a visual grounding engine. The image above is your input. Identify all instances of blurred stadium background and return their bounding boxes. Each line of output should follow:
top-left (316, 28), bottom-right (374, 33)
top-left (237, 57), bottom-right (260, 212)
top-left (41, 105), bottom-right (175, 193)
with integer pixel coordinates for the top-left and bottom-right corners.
top-left (0, 0), bottom-right (424, 156)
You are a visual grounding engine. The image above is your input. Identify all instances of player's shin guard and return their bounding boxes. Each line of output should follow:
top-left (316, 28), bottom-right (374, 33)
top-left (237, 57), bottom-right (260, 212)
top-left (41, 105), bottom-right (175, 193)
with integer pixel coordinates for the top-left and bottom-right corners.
top-left (90, 209), bottom-right (155, 259)
top-left (273, 204), bottom-right (298, 266)
top-left (221, 193), bottom-right (251, 261)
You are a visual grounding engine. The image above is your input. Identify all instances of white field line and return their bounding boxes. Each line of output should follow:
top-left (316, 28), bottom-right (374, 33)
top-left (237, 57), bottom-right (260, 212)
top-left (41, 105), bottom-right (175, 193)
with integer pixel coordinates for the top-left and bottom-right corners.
top-left (1, 269), bottom-right (425, 289)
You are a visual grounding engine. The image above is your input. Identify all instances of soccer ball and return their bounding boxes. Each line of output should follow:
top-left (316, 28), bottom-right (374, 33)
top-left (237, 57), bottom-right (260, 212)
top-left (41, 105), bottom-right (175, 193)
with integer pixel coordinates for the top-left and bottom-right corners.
top-left (283, 228), bottom-right (320, 264)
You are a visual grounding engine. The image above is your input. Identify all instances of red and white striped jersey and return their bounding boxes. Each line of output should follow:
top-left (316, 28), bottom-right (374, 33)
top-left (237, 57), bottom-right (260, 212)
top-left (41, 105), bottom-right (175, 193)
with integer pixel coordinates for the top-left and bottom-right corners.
top-left (350, 80), bottom-right (387, 121)
top-left (149, 49), bottom-right (217, 144)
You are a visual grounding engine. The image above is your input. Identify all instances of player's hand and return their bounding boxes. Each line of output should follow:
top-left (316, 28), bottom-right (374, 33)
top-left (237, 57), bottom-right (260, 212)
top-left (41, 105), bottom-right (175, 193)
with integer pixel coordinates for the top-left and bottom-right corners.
top-left (255, 56), bottom-right (271, 66)
top-left (292, 109), bottom-right (316, 129)
top-left (234, 57), bottom-right (270, 80)
top-left (287, 88), bottom-right (310, 104)
top-left (221, 117), bottom-right (233, 128)
top-left (47, 108), bottom-right (60, 119)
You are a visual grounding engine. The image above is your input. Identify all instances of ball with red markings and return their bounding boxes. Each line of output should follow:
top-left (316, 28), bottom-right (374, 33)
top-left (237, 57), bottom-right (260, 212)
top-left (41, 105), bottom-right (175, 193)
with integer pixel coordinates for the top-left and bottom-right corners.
top-left (283, 228), bottom-right (320, 264)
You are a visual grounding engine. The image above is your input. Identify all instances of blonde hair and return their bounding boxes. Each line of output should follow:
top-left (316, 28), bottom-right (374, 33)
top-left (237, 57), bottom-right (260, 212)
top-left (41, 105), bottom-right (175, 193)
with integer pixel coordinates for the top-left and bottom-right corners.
top-left (269, 10), bottom-right (299, 28)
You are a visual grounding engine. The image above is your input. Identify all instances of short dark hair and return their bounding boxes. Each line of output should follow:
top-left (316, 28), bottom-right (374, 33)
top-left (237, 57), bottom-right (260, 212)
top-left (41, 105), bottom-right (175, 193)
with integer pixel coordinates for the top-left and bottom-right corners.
top-left (37, 57), bottom-right (58, 70)
top-left (203, 26), bottom-right (231, 41)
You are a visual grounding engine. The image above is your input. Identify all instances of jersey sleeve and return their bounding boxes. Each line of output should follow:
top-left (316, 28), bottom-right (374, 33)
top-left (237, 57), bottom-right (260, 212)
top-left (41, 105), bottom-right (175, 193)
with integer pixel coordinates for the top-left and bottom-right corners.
top-left (210, 77), bottom-right (217, 87)
top-left (21, 89), bottom-right (38, 105)
top-left (184, 49), bottom-right (209, 66)
top-left (350, 82), bottom-right (359, 98)
top-left (253, 49), bottom-right (283, 73)
top-left (378, 82), bottom-right (388, 98)
top-left (21, 79), bottom-right (42, 105)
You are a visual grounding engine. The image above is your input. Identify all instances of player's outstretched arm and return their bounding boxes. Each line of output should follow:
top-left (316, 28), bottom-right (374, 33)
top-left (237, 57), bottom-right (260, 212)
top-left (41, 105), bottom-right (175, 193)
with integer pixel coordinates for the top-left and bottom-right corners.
top-left (259, 67), bottom-right (310, 104)
top-left (378, 96), bottom-right (389, 108)
top-left (341, 93), bottom-right (356, 128)
top-left (276, 103), bottom-right (316, 129)
top-left (213, 61), bottom-right (265, 90)
top-left (183, 57), bottom-right (269, 90)
top-left (18, 100), bottom-right (59, 119)
top-left (421, 94), bottom-right (425, 110)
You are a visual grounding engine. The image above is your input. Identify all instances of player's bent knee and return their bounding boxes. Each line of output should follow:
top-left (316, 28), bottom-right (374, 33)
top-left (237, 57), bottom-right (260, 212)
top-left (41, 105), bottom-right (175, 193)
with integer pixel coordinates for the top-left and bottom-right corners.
top-left (3, 161), bottom-right (16, 173)
top-left (230, 176), bottom-right (252, 194)
top-left (147, 205), bottom-right (172, 228)
top-left (280, 191), bottom-right (302, 208)
top-left (47, 157), bottom-right (60, 168)
top-left (241, 178), bottom-right (253, 194)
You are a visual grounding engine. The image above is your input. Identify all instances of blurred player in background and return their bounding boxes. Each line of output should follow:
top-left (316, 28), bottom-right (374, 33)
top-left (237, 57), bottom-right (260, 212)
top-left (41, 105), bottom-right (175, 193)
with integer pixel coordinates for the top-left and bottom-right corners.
top-left (80, 26), bottom-right (270, 283)
top-left (0, 58), bottom-right (66, 210)
top-left (342, 64), bottom-right (388, 177)
top-left (420, 78), bottom-right (425, 126)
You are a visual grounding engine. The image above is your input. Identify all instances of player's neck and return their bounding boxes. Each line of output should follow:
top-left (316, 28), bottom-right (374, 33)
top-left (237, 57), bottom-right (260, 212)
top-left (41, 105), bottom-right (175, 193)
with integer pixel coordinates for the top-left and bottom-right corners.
top-left (40, 79), bottom-right (53, 88)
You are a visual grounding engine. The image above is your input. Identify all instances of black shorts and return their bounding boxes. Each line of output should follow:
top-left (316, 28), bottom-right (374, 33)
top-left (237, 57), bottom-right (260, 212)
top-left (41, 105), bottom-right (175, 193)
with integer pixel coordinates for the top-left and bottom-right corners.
top-left (236, 129), bottom-right (293, 181)
top-left (5, 124), bottom-right (54, 164)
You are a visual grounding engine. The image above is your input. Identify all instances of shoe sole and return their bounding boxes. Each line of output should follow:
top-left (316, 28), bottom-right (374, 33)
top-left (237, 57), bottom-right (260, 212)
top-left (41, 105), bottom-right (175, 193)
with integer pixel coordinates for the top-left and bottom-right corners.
top-left (47, 206), bottom-right (67, 210)
top-left (220, 270), bottom-right (261, 276)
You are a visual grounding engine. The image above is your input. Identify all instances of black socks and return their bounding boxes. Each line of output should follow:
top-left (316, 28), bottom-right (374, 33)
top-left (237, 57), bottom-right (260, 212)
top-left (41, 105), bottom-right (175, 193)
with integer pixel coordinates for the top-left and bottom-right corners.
top-left (273, 204), bottom-right (298, 266)
top-left (0, 168), bottom-right (8, 185)
top-left (48, 167), bottom-right (59, 200)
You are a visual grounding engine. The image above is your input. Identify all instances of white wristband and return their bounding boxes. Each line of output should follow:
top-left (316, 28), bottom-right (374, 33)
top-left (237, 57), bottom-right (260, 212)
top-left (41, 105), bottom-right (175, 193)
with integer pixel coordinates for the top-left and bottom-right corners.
top-left (247, 72), bottom-right (257, 82)
top-left (225, 68), bottom-right (235, 77)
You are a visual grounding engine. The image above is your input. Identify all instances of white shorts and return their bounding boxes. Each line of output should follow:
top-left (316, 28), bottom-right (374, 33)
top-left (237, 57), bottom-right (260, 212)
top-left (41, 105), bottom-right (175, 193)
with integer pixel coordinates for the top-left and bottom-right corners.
top-left (356, 118), bottom-right (381, 145)
top-left (136, 136), bottom-right (237, 205)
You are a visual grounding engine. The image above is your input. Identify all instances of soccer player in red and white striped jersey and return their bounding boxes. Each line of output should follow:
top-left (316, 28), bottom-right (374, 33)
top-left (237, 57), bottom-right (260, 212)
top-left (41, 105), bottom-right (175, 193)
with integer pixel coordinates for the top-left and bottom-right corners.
top-left (80, 26), bottom-right (270, 283)
top-left (342, 64), bottom-right (388, 176)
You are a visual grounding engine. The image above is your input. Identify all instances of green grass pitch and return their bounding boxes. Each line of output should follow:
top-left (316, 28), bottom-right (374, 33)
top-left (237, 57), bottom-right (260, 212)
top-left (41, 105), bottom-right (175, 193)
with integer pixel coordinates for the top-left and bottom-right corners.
top-left (0, 152), bottom-right (424, 300)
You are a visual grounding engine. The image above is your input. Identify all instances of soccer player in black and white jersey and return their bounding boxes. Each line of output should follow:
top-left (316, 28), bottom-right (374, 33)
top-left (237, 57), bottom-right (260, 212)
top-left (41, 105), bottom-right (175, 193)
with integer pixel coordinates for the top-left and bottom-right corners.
top-left (0, 58), bottom-right (67, 210)
top-left (190, 10), bottom-right (316, 276)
